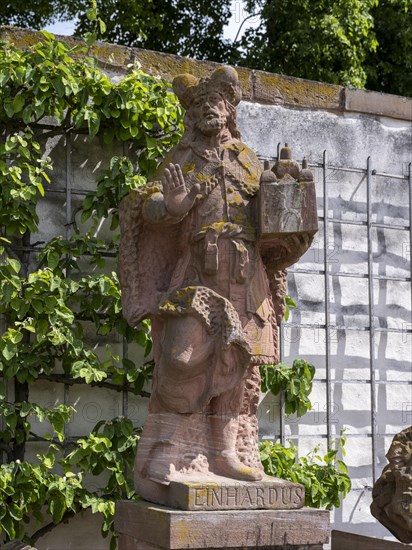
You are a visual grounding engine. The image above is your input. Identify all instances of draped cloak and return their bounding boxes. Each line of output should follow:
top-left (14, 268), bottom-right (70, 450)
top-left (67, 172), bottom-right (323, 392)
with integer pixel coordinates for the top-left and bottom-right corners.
top-left (119, 139), bottom-right (289, 414)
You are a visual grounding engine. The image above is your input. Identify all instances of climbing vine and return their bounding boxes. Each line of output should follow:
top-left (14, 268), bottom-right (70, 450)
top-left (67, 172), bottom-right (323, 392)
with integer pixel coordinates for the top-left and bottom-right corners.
top-left (0, 27), bottom-right (182, 547)
top-left (259, 433), bottom-right (351, 509)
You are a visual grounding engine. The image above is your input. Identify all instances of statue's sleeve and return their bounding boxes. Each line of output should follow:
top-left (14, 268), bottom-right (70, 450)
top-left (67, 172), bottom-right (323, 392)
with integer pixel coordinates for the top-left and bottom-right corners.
top-left (261, 235), bottom-right (314, 328)
top-left (269, 269), bottom-right (288, 326)
top-left (119, 189), bottom-right (147, 327)
top-left (119, 184), bottom-right (181, 328)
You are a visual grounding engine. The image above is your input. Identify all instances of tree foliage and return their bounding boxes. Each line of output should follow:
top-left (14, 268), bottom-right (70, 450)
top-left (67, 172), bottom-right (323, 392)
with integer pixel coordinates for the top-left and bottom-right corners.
top-left (0, 0), bottom-right (233, 62)
top-left (239, 0), bottom-right (379, 88)
top-left (0, 0), bottom-right (67, 30)
top-left (1, 0), bottom-right (411, 95)
top-left (240, 0), bottom-right (412, 95)
top-left (366, 0), bottom-right (412, 96)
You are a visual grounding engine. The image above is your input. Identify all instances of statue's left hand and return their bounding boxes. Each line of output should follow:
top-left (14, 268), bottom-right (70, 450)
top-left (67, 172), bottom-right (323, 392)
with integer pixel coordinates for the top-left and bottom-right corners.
top-left (163, 163), bottom-right (200, 218)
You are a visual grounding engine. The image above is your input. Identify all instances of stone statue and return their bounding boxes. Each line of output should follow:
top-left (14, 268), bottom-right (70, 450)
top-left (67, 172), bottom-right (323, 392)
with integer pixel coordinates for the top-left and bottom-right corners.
top-left (371, 426), bottom-right (412, 543)
top-left (119, 66), bottom-right (317, 509)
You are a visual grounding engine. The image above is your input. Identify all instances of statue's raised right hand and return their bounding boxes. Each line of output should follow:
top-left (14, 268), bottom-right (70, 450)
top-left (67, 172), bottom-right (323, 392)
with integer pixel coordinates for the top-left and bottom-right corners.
top-left (162, 163), bottom-right (200, 218)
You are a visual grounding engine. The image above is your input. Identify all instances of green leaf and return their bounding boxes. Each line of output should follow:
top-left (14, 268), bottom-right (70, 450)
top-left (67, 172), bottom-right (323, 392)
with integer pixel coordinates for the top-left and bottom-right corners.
top-left (49, 492), bottom-right (66, 523)
top-left (65, 485), bottom-right (75, 508)
top-left (36, 318), bottom-right (49, 336)
top-left (12, 95), bottom-right (25, 113)
top-left (40, 30), bottom-right (55, 41)
top-left (84, 32), bottom-right (97, 47)
top-left (1, 513), bottom-right (16, 539)
top-left (32, 300), bottom-right (44, 314)
top-left (99, 19), bottom-right (107, 34)
top-left (285, 295), bottom-right (297, 308)
top-left (4, 99), bottom-right (14, 118)
top-left (3, 342), bottom-right (16, 361)
top-left (0, 380), bottom-right (6, 400)
top-left (8, 329), bottom-right (23, 344)
top-left (47, 251), bottom-right (60, 270)
top-left (87, 7), bottom-right (98, 20)
top-left (88, 112), bottom-right (100, 138)
top-left (50, 413), bottom-right (65, 441)
top-left (7, 258), bottom-right (21, 273)
top-left (42, 454), bottom-right (55, 469)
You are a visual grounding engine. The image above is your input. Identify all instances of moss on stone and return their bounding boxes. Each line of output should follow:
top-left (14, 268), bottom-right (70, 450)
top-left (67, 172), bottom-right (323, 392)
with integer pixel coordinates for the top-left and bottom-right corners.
top-left (2, 26), bottom-right (411, 120)
top-left (254, 69), bottom-right (342, 110)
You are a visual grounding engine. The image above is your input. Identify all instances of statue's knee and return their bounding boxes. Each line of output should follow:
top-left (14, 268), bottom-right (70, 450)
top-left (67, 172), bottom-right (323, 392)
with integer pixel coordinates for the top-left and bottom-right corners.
top-left (167, 345), bottom-right (193, 369)
top-left (161, 315), bottom-right (212, 370)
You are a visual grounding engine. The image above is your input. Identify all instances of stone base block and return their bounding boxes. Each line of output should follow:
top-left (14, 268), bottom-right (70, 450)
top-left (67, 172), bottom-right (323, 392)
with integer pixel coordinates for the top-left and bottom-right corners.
top-left (115, 500), bottom-right (330, 549)
top-left (331, 530), bottom-right (411, 549)
top-left (136, 476), bottom-right (305, 511)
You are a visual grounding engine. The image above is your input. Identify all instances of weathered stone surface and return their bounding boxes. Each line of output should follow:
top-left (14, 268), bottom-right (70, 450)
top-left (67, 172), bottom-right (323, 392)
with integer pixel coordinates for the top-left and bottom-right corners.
top-left (370, 426), bottom-right (412, 543)
top-left (141, 477), bottom-right (305, 511)
top-left (133, 50), bottom-right (254, 101)
top-left (344, 88), bottom-right (412, 122)
top-left (2, 27), bottom-right (412, 121)
top-left (115, 500), bottom-right (330, 549)
top-left (332, 530), bottom-right (411, 549)
top-left (119, 535), bottom-right (324, 550)
top-left (253, 70), bottom-right (343, 111)
top-left (259, 179), bottom-right (318, 238)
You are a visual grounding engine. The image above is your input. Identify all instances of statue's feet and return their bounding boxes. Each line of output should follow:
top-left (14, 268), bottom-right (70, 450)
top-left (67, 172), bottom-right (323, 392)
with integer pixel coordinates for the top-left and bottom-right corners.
top-left (212, 455), bottom-right (263, 481)
top-left (147, 461), bottom-right (174, 486)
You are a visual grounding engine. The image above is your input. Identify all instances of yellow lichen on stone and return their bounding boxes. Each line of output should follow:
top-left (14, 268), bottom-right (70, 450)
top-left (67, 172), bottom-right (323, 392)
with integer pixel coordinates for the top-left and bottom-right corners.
top-left (254, 70), bottom-right (342, 109)
top-left (182, 161), bottom-right (196, 174)
top-left (90, 41), bottom-right (131, 69)
top-left (229, 195), bottom-right (243, 206)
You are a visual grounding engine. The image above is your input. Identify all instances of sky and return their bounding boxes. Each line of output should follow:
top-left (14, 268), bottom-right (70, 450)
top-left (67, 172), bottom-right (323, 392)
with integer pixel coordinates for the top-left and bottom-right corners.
top-left (43, 0), bottom-right (261, 42)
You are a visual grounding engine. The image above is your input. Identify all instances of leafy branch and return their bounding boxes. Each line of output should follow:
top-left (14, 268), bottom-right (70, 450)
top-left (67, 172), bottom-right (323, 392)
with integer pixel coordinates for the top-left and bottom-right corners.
top-left (0, 23), bottom-right (182, 546)
top-left (260, 432), bottom-right (352, 509)
top-left (260, 359), bottom-right (316, 417)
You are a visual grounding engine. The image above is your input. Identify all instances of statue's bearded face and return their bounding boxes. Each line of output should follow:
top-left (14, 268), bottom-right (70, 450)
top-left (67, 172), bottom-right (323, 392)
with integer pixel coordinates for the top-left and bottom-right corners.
top-left (191, 91), bottom-right (229, 136)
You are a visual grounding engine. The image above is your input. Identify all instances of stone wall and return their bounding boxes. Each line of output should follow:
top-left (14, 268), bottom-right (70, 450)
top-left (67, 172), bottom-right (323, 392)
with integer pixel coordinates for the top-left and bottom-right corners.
top-left (1, 27), bottom-right (411, 549)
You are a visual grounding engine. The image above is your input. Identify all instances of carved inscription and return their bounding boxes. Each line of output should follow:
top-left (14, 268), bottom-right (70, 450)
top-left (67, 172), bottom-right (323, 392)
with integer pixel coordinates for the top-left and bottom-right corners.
top-left (184, 482), bottom-right (305, 511)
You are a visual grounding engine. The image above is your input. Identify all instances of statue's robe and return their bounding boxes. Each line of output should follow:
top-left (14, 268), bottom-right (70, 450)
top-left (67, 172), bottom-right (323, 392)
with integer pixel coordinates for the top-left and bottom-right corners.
top-left (121, 137), bottom-right (318, 480)
top-left (119, 138), bottom-right (289, 412)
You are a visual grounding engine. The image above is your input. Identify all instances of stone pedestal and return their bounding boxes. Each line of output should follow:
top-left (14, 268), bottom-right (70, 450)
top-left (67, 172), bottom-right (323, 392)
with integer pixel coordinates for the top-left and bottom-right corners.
top-left (115, 500), bottom-right (330, 550)
top-left (136, 476), bottom-right (305, 511)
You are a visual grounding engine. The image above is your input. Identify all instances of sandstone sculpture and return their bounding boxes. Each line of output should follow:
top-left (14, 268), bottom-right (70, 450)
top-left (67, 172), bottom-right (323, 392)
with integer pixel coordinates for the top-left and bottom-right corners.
top-left (371, 426), bottom-right (412, 543)
top-left (119, 65), bottom-right (318, 509)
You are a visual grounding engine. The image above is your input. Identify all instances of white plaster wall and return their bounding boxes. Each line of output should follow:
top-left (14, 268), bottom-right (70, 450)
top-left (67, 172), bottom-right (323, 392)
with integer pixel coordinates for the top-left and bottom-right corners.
top-left (29, 101), bottom-right (411, 548)
top-left (241, 101), bottom-right (412, 542)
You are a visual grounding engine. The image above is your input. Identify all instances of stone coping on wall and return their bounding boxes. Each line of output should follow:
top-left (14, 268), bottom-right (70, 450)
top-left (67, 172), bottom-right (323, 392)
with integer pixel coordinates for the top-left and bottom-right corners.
top-left (1, 26), bottom-right (411, 122)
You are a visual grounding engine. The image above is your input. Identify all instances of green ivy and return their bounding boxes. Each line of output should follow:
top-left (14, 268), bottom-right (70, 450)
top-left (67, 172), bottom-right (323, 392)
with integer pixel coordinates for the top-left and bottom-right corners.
top-left (0, 418), bottom-right (138, 547)
top-left (0, 24), bottom-right (182, 547)
top-left (260, 433), bottom-right (352, 509)
top-left (261, 359), bottom-right (316, 417)
top-left (0, 29), bottom-right (183, 238)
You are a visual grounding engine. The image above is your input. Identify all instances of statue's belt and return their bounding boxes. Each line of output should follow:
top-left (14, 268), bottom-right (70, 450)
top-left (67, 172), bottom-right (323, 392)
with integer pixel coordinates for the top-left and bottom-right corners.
top-left (191, 223), bottom-right (251, 281)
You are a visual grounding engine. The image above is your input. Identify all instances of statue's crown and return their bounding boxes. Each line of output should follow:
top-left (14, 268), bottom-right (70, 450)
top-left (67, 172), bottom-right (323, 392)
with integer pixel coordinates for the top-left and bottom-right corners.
top-left (173, 66), bottom-right (242, 109)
